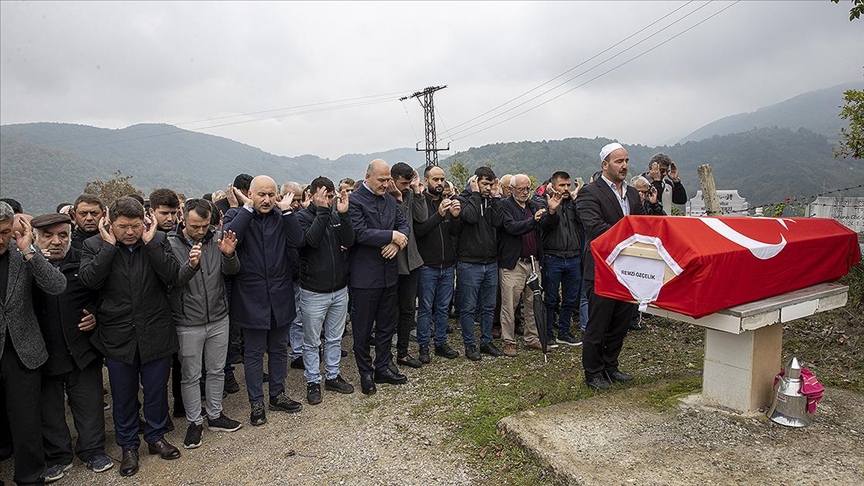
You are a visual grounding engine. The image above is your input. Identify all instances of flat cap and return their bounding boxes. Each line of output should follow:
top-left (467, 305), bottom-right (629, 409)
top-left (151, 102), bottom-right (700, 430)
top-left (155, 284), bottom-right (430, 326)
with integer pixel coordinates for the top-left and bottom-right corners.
top-left (30, 212), bottom-right (73, 229)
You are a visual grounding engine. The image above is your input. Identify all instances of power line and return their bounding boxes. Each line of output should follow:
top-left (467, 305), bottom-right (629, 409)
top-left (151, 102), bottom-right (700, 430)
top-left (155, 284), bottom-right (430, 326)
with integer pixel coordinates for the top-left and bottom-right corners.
top-left (442, 1), bottom-right (697, 135)
top-left (448, 1), bottom-right (740, 144)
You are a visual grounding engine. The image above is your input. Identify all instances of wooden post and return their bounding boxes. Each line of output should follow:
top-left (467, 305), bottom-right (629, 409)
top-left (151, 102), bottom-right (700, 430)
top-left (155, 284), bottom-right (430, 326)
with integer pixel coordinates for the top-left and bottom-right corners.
top-left (697, 164), bottom-right (721, 216)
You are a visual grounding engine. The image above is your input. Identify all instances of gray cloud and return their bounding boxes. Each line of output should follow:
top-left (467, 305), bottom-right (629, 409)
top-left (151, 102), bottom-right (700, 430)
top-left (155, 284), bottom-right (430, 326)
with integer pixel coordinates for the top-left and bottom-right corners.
top-left (2, 1), bottom-right (861, 159)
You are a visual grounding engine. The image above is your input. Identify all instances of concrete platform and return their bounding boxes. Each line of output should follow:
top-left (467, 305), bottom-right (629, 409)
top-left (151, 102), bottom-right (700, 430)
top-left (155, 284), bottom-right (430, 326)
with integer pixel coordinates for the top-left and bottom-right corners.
top-left (498, 382), bottom-right (864, 485)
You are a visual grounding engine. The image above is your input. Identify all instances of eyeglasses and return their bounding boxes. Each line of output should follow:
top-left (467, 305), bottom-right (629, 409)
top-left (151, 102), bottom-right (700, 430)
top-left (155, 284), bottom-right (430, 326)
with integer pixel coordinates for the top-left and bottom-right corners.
top-left (637, 190), bottom-right (650, 195)
top-left (513, 186), bottom-right (531, 193)
top-left (114, 223), bottom-right (143, 231)
top-left (659, 167), bottom-right (668, 174)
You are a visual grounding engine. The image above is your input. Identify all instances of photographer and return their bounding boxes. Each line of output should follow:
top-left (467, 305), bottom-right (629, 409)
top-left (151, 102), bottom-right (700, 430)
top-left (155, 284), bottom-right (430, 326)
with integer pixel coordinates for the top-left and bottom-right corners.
top-left (631, 176), bottom-right (665, 216)
top-left (644, 153), bottom-right (687, 214)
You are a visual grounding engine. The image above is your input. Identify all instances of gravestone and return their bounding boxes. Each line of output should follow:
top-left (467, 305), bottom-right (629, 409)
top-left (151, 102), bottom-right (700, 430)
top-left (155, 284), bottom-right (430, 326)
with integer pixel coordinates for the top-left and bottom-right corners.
top-left (686, 190), bottom-right (748, 216)
top-left (806, 196), bottom-right (864, 232)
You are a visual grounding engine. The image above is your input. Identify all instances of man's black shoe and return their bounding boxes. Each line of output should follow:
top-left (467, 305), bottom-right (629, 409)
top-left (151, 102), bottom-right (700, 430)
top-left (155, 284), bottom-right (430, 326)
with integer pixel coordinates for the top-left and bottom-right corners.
top-left (360, 374), bottom-right (377, 395)
top-left (120, 449), bottom-right (139, 477)
top-left (183, 423), bottom-right (203, 449)
top-left (607, 370), bottom-right (633, 383)
top-left (306, 382), bottom-right (322, 405)
top-left (224, 372), bottom-right (240, 394)
top-left (269, 392), bottom-right (303, 413)
top-left (397, 354), bottom-right (423, 369)
top-left (374, 368), bottom-right (408, 385)
top-left (434, 343), bottom-right (459, 359)
top-left (418, 346), bottom-right (431, 364)
top-left (324, 375), bottom-right (354, 394)
top-left (479, 342), bottom-right (503, 357)
top-left (465, 345), bottom-right (481, 362)
top-left (586, 376), bottom-right (612, 390)
top-left (250, 402), bottom-right (267, 426)
top-left (290, 357), bottom-right (305, 370)
top-left (147, 438), bottom-right (181, 460)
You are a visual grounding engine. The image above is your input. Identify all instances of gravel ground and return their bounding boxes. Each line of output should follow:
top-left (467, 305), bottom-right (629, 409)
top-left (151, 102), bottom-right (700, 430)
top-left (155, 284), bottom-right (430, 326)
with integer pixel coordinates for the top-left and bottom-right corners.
top-left (0, 333), bottom-right (483, 486)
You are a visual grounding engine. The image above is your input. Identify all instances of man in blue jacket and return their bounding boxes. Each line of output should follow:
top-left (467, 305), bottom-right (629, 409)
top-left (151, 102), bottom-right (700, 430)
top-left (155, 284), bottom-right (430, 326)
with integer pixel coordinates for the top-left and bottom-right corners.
top-left (223, 176), bottom-right (305, 426)
top-left (349, 159), bottom-right (410, 395)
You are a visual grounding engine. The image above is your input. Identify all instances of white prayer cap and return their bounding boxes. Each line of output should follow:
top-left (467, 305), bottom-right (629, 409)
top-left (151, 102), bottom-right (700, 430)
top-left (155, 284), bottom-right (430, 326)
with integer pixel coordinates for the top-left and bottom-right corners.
top-left (599, 142), bottom-right (624, 162)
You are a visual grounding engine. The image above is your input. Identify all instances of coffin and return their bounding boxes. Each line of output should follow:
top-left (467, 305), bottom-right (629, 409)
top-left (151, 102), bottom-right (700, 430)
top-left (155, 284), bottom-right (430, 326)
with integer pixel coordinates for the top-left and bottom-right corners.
top-left (591, 216), bottom-right (861, 318)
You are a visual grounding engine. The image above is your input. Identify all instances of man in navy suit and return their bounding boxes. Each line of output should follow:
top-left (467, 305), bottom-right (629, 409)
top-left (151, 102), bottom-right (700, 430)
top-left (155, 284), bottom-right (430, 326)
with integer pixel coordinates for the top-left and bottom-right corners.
top-left (348, 159), bottom-right (410, 395)
top-left (576, 143), bottom-right (645, 390)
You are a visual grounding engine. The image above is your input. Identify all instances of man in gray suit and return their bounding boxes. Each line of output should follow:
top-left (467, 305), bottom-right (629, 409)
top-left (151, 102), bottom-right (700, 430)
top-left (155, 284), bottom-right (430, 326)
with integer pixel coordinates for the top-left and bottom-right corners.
top-left (0, 201), bottom-right (67, 485)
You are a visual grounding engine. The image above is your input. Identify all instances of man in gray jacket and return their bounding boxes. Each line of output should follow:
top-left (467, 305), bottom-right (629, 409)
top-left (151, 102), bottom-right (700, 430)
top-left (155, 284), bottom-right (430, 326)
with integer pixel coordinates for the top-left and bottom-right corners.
top-left (0, 201), bottom-right (67, 485)
top-left (390, 162), bottom-right (428, 369)
top-left (168, 199), bottom-right (243, 449)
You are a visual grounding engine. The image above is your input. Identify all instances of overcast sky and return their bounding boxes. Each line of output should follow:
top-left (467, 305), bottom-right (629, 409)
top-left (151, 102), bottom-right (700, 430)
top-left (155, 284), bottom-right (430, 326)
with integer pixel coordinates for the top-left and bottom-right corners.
top-left (1, 1), bottom-right (862, 159)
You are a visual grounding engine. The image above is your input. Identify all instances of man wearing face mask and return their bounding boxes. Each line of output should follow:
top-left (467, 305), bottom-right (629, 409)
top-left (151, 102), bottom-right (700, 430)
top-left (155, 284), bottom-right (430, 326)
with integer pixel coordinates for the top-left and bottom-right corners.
top-left (168, 199), bottom-right (243, 450)
top-left (32, 213), bottom-right (113, 481)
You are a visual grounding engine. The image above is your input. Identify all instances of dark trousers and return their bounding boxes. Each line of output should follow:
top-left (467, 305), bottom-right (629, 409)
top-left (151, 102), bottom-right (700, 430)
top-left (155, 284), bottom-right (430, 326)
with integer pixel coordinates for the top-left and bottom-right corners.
top-left (105, 354), bottom-right (171, 449)
top-left (41, 360), bottom-right (106, 464)
top-left (351, 286), bottom-right (398, 375)
top-left (171, 352), bottom-right (184, 414)
top-left (582, 279), bottom-right (634, 380)
top-left (0, 340), bottom-right (43, 485)
top-left (242, 324), bottom-right (289, 404)
top-left (395, 269), bottom-right (420, 357)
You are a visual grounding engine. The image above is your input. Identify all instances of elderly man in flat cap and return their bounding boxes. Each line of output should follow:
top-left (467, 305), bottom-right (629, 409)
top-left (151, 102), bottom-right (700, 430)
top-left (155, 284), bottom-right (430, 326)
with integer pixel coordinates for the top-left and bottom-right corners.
top-left (0, 201), bottom-right (67, 486)
top-left (31, 213), bottom-right (113, 482)
top-left (575, 142), bottom-right (645, 391)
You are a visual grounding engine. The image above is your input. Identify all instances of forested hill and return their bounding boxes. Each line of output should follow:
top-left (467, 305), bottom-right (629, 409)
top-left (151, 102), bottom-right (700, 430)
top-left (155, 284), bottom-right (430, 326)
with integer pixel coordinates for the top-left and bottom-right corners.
top-left (0, 122), bottom-right (423, 215)
top-left (680, 81), bottom-right (860, 143)
top-left (440, 126), bottom-right (864, 210)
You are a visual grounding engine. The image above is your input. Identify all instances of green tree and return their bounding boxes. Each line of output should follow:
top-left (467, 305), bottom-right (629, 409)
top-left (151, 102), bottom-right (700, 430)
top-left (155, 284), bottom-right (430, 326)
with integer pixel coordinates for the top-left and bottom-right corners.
top-left (83, 170), bottom-right (143, 207)
top-left (831, 0), bottom-right (864, 20)
top-left (448, 161), bottom-right (471, 190)
top-left (834, 89), bottom-right (864, 159)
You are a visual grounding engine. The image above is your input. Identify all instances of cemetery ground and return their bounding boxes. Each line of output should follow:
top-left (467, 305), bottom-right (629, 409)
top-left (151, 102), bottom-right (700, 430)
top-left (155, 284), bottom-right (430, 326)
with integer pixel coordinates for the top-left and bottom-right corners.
top-left (2, 268), bottom-right (862, 485)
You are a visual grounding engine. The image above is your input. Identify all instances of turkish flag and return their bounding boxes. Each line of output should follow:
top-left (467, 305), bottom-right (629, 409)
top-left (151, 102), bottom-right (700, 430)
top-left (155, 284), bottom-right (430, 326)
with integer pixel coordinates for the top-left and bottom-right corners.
top-left (591, 216), bottom-right (861, 318)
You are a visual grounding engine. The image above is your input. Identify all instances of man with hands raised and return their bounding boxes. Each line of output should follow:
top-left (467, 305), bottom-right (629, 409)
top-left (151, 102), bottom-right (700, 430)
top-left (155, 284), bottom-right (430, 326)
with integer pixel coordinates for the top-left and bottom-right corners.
top-left (168, 199), bottom-right (243, 450)
top-left (296, 177), bottom-right (356, 405)
top-left (79, 197), bottom-right (182, 477)
top-left (223, 176), bottom-right (305, 426)
top-left (348, 159), bottom-right (410, 395)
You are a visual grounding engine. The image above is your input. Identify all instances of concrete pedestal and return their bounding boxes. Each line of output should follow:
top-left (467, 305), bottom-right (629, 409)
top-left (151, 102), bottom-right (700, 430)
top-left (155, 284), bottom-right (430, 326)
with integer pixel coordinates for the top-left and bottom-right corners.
top-left (703, 324), bottom-right (782, 411)
top-left (643, 282), bottom-right (848, 413)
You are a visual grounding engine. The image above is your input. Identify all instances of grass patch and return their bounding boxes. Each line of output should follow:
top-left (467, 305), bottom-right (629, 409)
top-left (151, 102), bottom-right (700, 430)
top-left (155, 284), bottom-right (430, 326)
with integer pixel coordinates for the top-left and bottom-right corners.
top-left (643, 376), bottom-right (702, 411)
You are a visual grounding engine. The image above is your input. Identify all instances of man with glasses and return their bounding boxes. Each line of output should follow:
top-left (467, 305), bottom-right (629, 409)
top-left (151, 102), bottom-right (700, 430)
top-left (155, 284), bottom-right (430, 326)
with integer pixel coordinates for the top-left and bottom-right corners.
top-left (497, 174), bottom-right (548, 357)
top-left (643, 153), bottom-right (687, 215)
top-left (79, 196), bottom-right (183, 477)
top-left (168, 199), bottom-right (243, 450)
top-left (631, 176), bottom-right (665, 216)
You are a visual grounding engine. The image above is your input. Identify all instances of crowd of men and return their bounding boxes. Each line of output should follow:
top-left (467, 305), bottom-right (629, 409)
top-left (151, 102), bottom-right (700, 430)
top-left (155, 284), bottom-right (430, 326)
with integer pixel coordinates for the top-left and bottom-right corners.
top-left (0, 144), bottom-right (686, 485)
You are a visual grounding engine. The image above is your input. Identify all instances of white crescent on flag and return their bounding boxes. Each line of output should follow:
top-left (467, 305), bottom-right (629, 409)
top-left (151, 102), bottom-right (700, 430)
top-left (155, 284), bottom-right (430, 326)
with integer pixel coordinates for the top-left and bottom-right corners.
top-left (697, 217), bottom-right (791, 260)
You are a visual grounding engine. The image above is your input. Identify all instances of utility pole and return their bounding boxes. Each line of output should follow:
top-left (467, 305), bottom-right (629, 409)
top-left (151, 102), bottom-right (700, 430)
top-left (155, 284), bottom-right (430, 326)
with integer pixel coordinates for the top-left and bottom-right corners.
top-left (401, 85), bottom-right (449, 167)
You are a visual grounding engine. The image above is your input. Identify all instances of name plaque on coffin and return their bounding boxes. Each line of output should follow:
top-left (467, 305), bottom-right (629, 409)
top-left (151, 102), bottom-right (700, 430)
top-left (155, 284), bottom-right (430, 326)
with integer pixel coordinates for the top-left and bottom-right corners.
top-left (590, 216), bottom-right (860, 318)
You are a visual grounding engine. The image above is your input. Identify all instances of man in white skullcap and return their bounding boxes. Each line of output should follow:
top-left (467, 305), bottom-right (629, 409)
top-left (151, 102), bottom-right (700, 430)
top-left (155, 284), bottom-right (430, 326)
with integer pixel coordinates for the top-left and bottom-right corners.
top-left (574, 142), bottom-right (645, 390)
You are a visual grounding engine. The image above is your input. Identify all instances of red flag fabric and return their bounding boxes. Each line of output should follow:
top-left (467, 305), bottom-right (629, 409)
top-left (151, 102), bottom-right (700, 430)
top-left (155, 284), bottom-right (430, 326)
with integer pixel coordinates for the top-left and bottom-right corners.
top-left (591, 216), bottom-right (861, 318)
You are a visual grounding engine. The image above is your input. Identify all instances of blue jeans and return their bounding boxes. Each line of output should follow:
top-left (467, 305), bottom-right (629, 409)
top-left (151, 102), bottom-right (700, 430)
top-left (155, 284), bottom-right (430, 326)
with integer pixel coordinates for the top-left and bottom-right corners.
top-left (300, 287), bottom-right (349, 383)
top-left (542, 254), bottom-right (581, 337)
top-left (456, 261), bottom-right (497, 347)
top-left (289, 283), bottom-right (304, 361)
top-left (579, 278), bottom-right (589, 332)
top-left (416, 265), bottom-right (455, 348)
